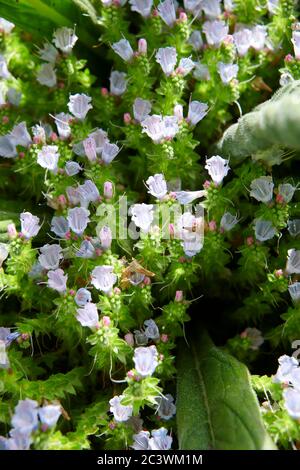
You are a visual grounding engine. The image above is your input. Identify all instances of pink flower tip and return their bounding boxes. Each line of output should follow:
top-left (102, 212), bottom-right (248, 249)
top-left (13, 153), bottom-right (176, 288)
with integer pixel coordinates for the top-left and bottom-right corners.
top-left (161, 334), bottom-right (169, 343)
top-left (101, 87), bottom-right (108, 96)
top-left (123, 112), bottom-right (132, 125)
top-left (2, 115), bottom-right (9, 124)
top-left (175, 290), bottom-right (183, 302)
top-left (246, 236), bottom-right (254, 246)
top-left (102, 316), bottom-right (111, 327)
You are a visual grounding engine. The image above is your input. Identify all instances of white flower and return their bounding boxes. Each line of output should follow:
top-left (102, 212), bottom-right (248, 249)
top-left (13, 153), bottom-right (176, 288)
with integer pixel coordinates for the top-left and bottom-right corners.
top-left (75, 288), bottom-right (92, 307)
top-left (267, 0), bottom-right (279, 14)
top-left (188, 30), bottom-right (203, 50)
top-left (77, 180), bottom-right (100, 207)
top-left (162, 116), bottom-right (179, 139)
top-left (38, 405), bottom-right (61, 428)
top-left (155, 47), bottom-right (177, 76)
top-left (47, 269), bottom-right (67, 293)
top-left (112, 39), bottom-right (134, 62)
top-left (0, 54), bottom-right (10, 79)
top-left (130, 203), bottom-right (154, 232)
top-left (146, 174), bottom-right (168, 199)
top-left (133, 345), bottom-right (158, 377)
top-left (54, 113), bottom-right (72, 140)
top-left (233, 28), bottom-right (253, 56)
top-left (182, 232), bottom-right (203, 257)
top-left (99, 226), bottom-right (112, 250)
top-left (149, 428), bottom-right (172, 450)
top-left (157, 0), bottom-right (176, 26)
top-left (133, 98), bottom-right (152, 122)
top-left (37, 145), bottom-right (59, 171)
top-left (76, 303), bottom-right (99, 328)
top-left (254, 220), bottom-right (276, 242)
top-left (11, 399), bottom-right (39, 435)
top-left (290, 368), bottom-right (300, 390)
top-left (109, 395), bottom-right (133, 422)
top-left (0, 18), bottom-right (14, 34)
top-left (288, 282), bottom-right (300, 305)
top-left (83, 137), bottom-right (97, 162)
top-left (37, 63), bottom-right (57, 87)
top-left (175, 190), bottom-right (206, 205)
top-left (283, 388), bottom-right (300, 420)
top-left (288, 220), bottom-right (300, 237)
top-left (250, 176), bottom-right (274, 203)
top-left (91, 266), bottom-right (117, 293)
top-left (0, 243), bottom-right (8, 268)
top-left (286, 249), bottom-right (300, 274)
top-left (202, 20), bottom-right (229, 46)
top-left (187, 101), bottom-right (208, 126)
top-left (10, 122), bottom-right (32, 148)
top-left (51, 216), bottom-right (69, 238)
top-left (129, 0), bottom-right (153, 17)
top-left (193, 62), bottom-right (210, 80)
top-left (89, 129), bottom-right (108, 154)
top-left (102, 142), bottom-right (120, 164)
top-left (109, 71), bottom-right (127, 96)
top-left (20, 212), bottom-right (40, 239)
top-left (38, 244), bottom-right (63, 270)
top-left (65, 161), bottom-right (81, 176)
top-left (156, 394), bottom-right (176, 420)
top-left (38, 42), bottom-right (58, 63)
top-left (32, 125), bottom-right (46, 144)
top-left (177, 57), bottom-right (195, 76)
top-left (205, 155), bottom-right (230, 185)
top-left (7, 88), bottom-right (22, 106)
top-left (68, 93), bottom-right (92, 120)
top-left (141, 115), bottom-right (179, 143)
top-left (202, 0), bottom-right (221, 19)
top-left (53, 27), bottom-right (78, 54)
top-left (220, 212), bottom-right (239, 231)
top-left (217, 62), bottom-right (239, 84)
top-left (183, 0), bottom-right (202, 16)
top-left (224, 0), bottom-right (235, 11)
top-left (292, 31), bottom-right (300, 60)
top-left (278, 183), bottom-right (297, 203)
top-left (273, 355), bottom-right (298, 384)
top-left (131, 431), bottom-right (150, 450)
top-left (67, 207), bottom-right (90, 235)
top-left (251, 25), bottom-right (267, 51)
top-left (76, 240), bottom-right (95, 258)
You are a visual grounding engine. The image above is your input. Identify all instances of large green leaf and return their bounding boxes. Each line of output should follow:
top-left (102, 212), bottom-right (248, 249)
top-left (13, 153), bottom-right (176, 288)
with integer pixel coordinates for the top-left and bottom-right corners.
top-left (215, 80), bottom-right (300, 165)
top-left (176, 328), bottom-right (276, 450)
top-left (0, 0), bottom-right (98, 50)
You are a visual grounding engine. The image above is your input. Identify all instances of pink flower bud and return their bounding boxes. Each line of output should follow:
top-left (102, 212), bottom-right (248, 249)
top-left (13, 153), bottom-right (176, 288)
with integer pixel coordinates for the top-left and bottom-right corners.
top-left (203, 180), bottom-right (211, 189)
top-left (276, 194), bottom-right (284, 204)
top-left (104, 181), bottom-right (114, 199)
top-left (208, 220), bottom-right (217, 232)
top-left (127, 370), bottom-right (135, 379)
top-left (169, 223), bottom-right (175, 237)
top-left (123, 112), bottom-right (132, 125)
top-left (246, 236), bottom-right (254, 246)
top-left (2, 115), bottom-right (9, 124)
top-left (125, 333), bottom-right (134, 346)
top-left (114, 287), bottom-right (121, 295)
top-left (159, 354), bottom-right (164, 361)
top-left (7, 223), bottom-right (17, 239)
top-left (161, 334), bottom-right (168, 343)
top-left (174, 104), bottom-right (183, 122)
top-left (102, 315), bottom-right (111, 327)
top-left (275, 269), bottom-right (283, 278)
top-left (138, 38), bottom-right (147, 55)
top-left (50, 132), bottom-right (58, 142)
top-left (108, 422), bottom-right (116, 430)
top-left (285, 54), bottom-right (294, 63)
top-left (101, 87), bottom-right (108, 96)
top-left (175, 290), bottom-right (183, 302)
top-left (143, 276), bottom-right (151, 286)
top-left (69, 289), bottom-right (76, 296)
top-left (58, 194), bottom-right (67, 207)
top-left (178, 11), bottom-right (187, 22)
top-left (58, 81), bottom-right (65, 89)
top-left (18, 152), bottom-right (25, 159)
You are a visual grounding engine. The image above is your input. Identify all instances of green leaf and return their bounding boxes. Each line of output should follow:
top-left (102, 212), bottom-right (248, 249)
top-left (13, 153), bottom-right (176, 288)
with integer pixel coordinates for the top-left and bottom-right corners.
top-left (176, 328), bottom-right (276, 450)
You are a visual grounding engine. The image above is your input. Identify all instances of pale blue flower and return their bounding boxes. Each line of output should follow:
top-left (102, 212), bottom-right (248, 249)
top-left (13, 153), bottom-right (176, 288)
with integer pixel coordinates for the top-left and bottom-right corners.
top-left (75, 288), bottom-right (92, 307)
top-left (217, 62), bottom-right (239, 84)
top-left (131, 431), bottom-right (150, 450)
top-left (3, 429), bottom-right (32, 450)
top-left (224, 0), bottom-right (235, 11)
top-left (220, 212), bottom-right (239, 231)
top-left (144, 319), bottom-right (160, 340)
top-left (102, 142), bottom-right (120, 164)
top-left (37, 63), bottom-right (57, 87)
top-left (233, 28), bottom-right (253, 56)
top-left (109, 71), bottom-right (127, 96)
top-left (53, 27), bottom-right (78, 54)
top-left (83, 136), bottom-right (97, 162)
top-left (283, 388), bottom-right (300, 419)
top-left (183, 0), bottom-right (202, 16)
top-left (130, 203), bottom-right (154, 232)
top-left (278, 183), bottom-right (296, 203)
top-left (0, 18), bottom-right (14, 34)
top-left (288, 220), bottom-right (300, 237)
top-left (109, 395), bottom-right (133, 422)
top-left (129, 272), bottom-right (145, 286)
top-left (163, 116), bottom-right (179, 139)
top-left (280, 72), bottom-right (294, 87)
top-left (203, 20), bottom-right (229, 46)
top-left (76, 240), bottom-right (95, 258)
top-left (175, 190), bottom-right (206, 204)
top-left (38, 405), bottom-right (61, 428)
top-left (290, 368), bottom-right (300, 390)
top-left (91, 266), bottom-right (117, 293)
top-left (0, 135), bottom-right (17, 158)
top-left (77, 180), bottom-right (100, 207)
top-left (157, 0), bottom-right (176, 26)
top-left (0, 243), bottom-right (8, 267)
top-left (129, 0), bottom-right (153, 17)
top-left (188, 30), bottom-right (203, 50)
top-left (251, 25), bottom-right (267, 51)
top-left (273, 355), bottom-right (298, 384)
top-left (205, 155), bottom-right (230, 185)
top-left (66, 186), bottom-right (81, 205)
top-left (7, 88), bottom-right (22, 106)
top-left (202, 0), bottom-right (221, 19)
top-left (193, 62), bottom-right (210, 80)
top-left (156, 394), bottom-right (176, 420)
top-left (0, 54), bottom-right (10, 79)
top-left (76, 303), bottom-right (99, 328)
top-left (177, 57), bottom-right (195, 76)
top-left (141, 115), bottom-right (165, 143)
top-left (182, 232), bottom-right (203, 257)
top-left (68, 93), bottom-right (92, 120)
top-left (99, 225), bottom-right (112, 250)
top-left (254, 220), bottom-right (276, 242)
top-left (51, 216), bottom-right (69, 238)
top-left (133, 98), bottom-right (152, 122)
top-left (155, 47), bottom-right (177, 76)
top-left (20, 212), bottom-right (40, 239)
top-left (187, 101), bottom-right (208, 126)
top-left (286, 249), bottom-right (300, 274)
top-left (67, 207), bottom-right (90, 235)
top-left (37, 145), bottom-right (59, 171)
top-left (250, 176), bottom-right (274, 203)
top-left (65, 161), bottom-right (81, 176)
top-left (133, 345), bottom-right (158, 377)
top-left (32, 124), bottom-right (46, 144)
top-left (292, 31), bottom-right (300, 60)
top-left (89, 128), bottom-right (108, 154)
top-left (146, 174), bottom-right (168, 199)
top-left (10, 122), bottom-right (32, 148)
top-left (11, 399), bottom-right (39, 435)
top-left (289, 282), bottom-right (300, 305)
top-left (38, 42), bottom-right (58, 63)
top-left (39, 244), bottom-right (63, 270)
top-left (54, 112), bottom-right (72, 140)
top-left (149, 428), bottom-right (172, 450)
top-left (112, 39), bottom-right (134, 62)
top-left (267, 0), bottom-right (279, 14)
top-left (47, 269), bottom-right (67, 293)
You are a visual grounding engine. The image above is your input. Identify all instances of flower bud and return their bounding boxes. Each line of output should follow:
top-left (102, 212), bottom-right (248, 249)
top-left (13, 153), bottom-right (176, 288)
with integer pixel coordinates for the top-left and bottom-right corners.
top-left (138, 38), bottom-right (147, 55)
top-left (175, 290), bottom-right (183, 302)
top-left (104, 181), bottom-right (114, 199)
